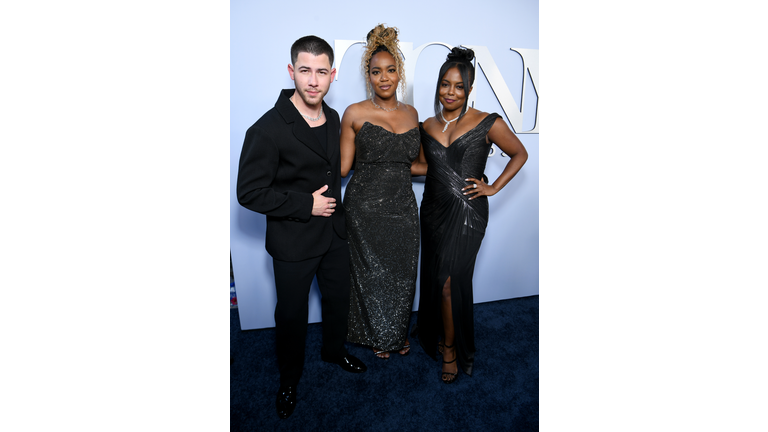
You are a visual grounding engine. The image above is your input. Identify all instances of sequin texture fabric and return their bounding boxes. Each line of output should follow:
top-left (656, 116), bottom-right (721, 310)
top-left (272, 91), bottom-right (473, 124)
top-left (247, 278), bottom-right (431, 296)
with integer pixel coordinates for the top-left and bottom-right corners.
top-left (344, 122), bottom-right (420, 352)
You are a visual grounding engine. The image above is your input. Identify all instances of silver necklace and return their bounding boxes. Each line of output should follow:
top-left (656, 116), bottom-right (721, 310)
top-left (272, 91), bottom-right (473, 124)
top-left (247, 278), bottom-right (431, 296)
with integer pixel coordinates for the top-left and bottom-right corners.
top-left (439, 110), bottom-right (461, 133)
top-left (371, 98), bottom-right (399, 112)
top-left (291, 96), bottom-right (323, 121)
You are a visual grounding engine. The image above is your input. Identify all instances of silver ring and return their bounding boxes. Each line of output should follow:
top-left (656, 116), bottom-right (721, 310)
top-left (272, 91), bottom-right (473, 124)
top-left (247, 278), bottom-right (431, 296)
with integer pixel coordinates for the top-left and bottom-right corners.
top-left (474, 183), bottom-right (478, 189)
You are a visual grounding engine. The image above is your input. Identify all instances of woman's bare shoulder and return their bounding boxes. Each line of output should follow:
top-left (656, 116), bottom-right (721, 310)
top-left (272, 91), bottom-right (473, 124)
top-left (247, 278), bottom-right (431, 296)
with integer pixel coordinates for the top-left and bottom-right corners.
top-left (341, 100), bottom-right (375, 126)
top-left (466, 107), bottom-right (490, 121)
top-left (402, 103), bottom-right (420, 122)
top-left (343, 100), bottom-right (372, 115)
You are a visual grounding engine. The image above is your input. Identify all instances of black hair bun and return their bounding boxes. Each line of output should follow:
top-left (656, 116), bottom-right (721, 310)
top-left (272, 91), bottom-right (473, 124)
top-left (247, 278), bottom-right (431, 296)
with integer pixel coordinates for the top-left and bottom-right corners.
top-left (447, 47), bottom-right (475, 63)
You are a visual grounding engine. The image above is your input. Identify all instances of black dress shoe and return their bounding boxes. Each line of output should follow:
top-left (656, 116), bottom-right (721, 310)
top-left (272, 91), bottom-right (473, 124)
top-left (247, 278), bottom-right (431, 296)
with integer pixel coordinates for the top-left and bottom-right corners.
top-left (276, 385), bottom-right (296, 419)
top-left (333, 354), bottom-right (367, 373)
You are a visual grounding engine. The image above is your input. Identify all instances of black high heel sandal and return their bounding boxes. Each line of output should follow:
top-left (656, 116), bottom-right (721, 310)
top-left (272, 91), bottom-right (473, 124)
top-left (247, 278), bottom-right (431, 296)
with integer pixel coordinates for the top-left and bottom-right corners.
top-left (441, 343), bottom-right (458, 384)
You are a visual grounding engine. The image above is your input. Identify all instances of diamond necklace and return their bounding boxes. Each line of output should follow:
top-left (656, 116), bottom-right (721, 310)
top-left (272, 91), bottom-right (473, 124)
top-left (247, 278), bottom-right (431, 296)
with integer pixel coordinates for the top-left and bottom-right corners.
top-left (439, 110), bottom-right (462, 133)
top-left (291, 95), bottom-right (323, 121)
top-left (371, 98), bottom-right (400, 112)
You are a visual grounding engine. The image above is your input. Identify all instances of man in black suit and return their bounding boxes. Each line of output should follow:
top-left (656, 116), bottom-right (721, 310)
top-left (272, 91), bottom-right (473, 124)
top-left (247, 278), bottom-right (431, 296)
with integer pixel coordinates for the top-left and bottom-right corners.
top-left (236, 35), bottom-right (366, 420)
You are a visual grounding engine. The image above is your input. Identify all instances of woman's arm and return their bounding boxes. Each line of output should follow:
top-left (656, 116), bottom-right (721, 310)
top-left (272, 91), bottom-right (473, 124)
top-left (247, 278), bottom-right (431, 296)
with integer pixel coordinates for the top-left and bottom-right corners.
top-left (408, 108), bottom-right (428, 176)
top-left (411, 143), bottom-right (428, 176)
top-left (339, 104), bottom-right (359, 177)
top-left (462, 117), bottom-right (528, 200)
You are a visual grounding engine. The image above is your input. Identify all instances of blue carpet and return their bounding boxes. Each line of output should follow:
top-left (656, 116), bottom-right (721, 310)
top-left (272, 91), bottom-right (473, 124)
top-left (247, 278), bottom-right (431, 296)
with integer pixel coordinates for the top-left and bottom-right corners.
top-left (230, 295), bottom-right (538, 431)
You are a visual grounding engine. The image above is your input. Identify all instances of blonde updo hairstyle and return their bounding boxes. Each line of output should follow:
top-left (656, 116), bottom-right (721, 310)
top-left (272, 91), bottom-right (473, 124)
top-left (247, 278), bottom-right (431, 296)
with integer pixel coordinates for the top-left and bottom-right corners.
top-left (361, 24), bottom-right (406, 101)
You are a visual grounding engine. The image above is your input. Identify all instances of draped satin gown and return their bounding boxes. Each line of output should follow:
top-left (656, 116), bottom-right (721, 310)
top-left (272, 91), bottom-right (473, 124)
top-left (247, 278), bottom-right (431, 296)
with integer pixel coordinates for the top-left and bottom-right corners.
top-left (345, 122), bottom-right (420, 352)
top-left (416, 113), bottom-right (500, 376)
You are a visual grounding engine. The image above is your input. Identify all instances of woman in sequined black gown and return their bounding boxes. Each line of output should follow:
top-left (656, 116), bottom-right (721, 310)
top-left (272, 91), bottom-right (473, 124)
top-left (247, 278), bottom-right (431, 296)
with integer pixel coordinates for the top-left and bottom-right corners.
top-left (340, 25), bottom-right (422, 359)
top-left (412, 48), bottom-right (528, 383)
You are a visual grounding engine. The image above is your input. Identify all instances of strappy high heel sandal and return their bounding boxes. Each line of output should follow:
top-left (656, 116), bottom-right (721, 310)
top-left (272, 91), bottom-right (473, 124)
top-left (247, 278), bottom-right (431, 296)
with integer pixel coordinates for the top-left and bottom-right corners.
top-left (441, 343), bottom-right (458, 384)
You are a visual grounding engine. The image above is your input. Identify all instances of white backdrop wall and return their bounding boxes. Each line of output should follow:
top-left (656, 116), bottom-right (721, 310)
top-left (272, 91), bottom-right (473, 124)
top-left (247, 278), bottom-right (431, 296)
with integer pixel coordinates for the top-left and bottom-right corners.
top-left (231, 0), bottom-right (539, 330)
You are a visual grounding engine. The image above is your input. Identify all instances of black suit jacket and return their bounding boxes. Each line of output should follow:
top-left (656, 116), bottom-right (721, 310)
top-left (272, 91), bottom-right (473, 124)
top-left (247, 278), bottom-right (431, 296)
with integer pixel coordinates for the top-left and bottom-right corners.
top-left (237, 89), bottom-right (346, 262)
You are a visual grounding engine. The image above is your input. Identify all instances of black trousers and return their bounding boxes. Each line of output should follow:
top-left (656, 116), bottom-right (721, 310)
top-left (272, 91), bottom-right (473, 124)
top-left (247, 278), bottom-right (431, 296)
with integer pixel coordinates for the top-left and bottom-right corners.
top-left (272, 232), bottom-right (350, 386)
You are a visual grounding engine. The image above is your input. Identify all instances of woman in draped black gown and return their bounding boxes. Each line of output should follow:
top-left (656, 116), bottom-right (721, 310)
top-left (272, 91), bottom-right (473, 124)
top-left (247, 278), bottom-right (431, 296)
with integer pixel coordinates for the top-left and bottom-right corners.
top-left (412, 47), bottom-right (528, 383)
top-left (340, 25), bottom-right (422, 359)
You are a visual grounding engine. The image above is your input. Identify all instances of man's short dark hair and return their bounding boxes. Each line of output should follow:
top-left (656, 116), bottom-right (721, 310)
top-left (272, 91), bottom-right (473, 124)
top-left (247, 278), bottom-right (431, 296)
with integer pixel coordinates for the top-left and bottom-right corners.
top-left (291, 35), bottom-right (334, 66)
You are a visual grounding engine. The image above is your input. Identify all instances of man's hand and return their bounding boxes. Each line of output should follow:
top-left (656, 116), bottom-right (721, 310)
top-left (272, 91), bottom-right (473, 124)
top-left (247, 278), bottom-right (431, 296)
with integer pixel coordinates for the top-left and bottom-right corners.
top-left (311, 185), bottom-right (336, 217)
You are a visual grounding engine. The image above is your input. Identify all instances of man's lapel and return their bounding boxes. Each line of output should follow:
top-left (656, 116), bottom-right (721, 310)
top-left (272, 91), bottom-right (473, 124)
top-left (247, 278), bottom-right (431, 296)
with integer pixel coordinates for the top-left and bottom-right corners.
top-left (277, 90), bottom-right (328, 161)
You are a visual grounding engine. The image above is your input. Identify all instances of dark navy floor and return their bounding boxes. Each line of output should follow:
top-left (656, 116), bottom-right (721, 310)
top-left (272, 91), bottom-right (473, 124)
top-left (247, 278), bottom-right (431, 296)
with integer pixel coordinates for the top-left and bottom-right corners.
top-left (230, 295), bottom-right (538, 431)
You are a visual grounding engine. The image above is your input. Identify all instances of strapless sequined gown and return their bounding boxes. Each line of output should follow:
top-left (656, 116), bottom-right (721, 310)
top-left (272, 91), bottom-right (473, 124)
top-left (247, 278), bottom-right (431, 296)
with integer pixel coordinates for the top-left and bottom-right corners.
top-left (344, 122), bottom-right (420, 352)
